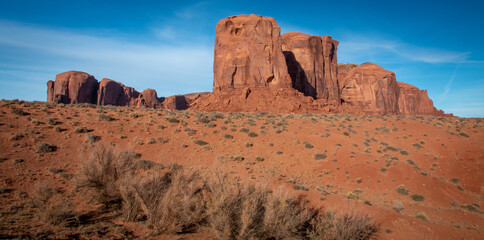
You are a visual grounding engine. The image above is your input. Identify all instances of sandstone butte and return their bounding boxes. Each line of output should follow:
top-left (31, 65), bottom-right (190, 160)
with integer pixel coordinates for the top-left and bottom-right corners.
top-left (46, 14), bottom-right (451, 117)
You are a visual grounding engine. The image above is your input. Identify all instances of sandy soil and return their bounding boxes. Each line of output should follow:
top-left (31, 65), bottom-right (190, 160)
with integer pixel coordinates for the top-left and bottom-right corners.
top-left (0, 100), bottom-right (482, 239)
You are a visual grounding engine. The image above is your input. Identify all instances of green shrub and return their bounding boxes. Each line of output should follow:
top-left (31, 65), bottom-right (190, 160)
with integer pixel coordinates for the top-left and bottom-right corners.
top-left (248, 131), bottom-right (258, 137)
top-left (223, 134), bottom-right (233, 139)
top-left (410, 194), bottom-right (425, 201)
top-left (314, 153), bottom-right (327, 160)
top-left (194, 140), bottom-right (208, 146)
top-left (396, 185), bottom-right (409, 195)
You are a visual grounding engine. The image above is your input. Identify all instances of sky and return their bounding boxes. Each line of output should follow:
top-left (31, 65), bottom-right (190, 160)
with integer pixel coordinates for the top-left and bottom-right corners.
top-left (0, 0), bottom-right (483, 117)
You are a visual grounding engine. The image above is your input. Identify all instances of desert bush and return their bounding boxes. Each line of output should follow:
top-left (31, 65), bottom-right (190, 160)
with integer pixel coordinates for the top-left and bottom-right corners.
top-left (410, 194), bottom-right (425, 202)
top-left (76, 145), bottom-right (137, 207)
top-left (308, 210), bottom-right (379, 240)
top-left (74, 126), bottom-right (89, 133)
top-left (194, 140), bottom-right (208, 146)
top-left (85, 133), bottom-right (101, 143)
top-left (223, 134), bottom-right (234, 139)
top-left (314, 153), bottom-right (327, 160)
top-left (168, 117), bottom-right (179, 123)
top-left (247, 131), bottom-right (258, 137)
top-left (395, 185), bottom-right (409, 195)
top-left (11, 132), bottom-right (24, 140)
top-left (119, 169), bottom-right (208, 233)
top-left (206, 176), bottom-right (315, 240)
top-left (74, 146), bottom-right (379, 239)
top-left (303, 142), bottom-right (314, 149)
top-left (11, 107), bottom-right (29, 116)
top-left (99, 113), bottom-right (115, 121)
top-left (31, 185), bottom-right (77, 226)
top-left (37, 143), bottom-right (57, 153)
top-left (129, 112), bottom-right (141, 118)
top-left (198, 118), bottom-right (211, 124)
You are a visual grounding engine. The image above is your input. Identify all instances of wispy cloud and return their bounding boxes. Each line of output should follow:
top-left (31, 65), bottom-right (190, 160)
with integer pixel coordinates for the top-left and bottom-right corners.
top-left (439, 63), bottom-right (461, 101)
top-left (337, 32), bottom-right (472, 64)
top-left (0, 19), bottom-right (214, 101)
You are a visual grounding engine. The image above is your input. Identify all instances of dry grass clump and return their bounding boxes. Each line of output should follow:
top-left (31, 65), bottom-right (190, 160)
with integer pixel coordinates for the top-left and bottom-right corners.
top-left (77, 145), bottom-right (379, 239)
top-left (308, 210), bottom-right (379, 240)
top-left (30, 185), bottom-right (77, 226)
top-left (119, 169), bottom-right (208, 233)
top-left (76, 145), bottom-right (137, 207)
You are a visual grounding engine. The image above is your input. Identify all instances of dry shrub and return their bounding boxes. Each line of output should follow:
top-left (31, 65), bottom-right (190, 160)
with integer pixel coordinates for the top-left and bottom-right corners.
top-left (75, 145), bottom-right (378, 239)
top-left (76, 144), bottom-right (137, 207)
top-left (31, 185), bottom-right (77, 226)
top-left (309, 210), bottom-right (379, 240)
top-left (119, 168), bottom-right (208, 233)
top-left (206, 174), bottom-right (314, 239)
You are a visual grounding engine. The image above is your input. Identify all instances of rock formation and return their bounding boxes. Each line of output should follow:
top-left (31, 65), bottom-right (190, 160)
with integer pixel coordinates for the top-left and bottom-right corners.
top-left (46, 80), bottom-right (54, 102)
top-left (49, 71), bottom-right (98, 104)
top-left (321, 35), bottom-right (340, 104)
top-left (281, 32), bottom-right (340, 104)
top-left (398, 82), bottom-right (447, 116)
top-left (45, 15), bottom-right (450, 116)
top-left (138, 89), bottom-right (164, 108)
top-left (337, 63), bottom-right (358, 83)
top-left (213, 14), bottom-right (291, 91)
top-left (47, 71), bottom-right (208, 110)
top-left (97, 78), bottom-right (140, 107)
top-left (164, 92), bottom-right (210, 110)
top-left (339, 63), bottom-right (400, 115)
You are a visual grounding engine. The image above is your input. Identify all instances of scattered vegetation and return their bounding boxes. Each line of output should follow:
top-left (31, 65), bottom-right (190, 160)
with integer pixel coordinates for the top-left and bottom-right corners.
top-left (314, 153), bottom-right (327, 160)
top-left (396, 185), bottom-right (409, 195)
top-left (194, 140), bottom-right (208, 146)
top-left (36, 143), bottom-right (57, 153)
top-left (410, 194), bottom-right (425, 202)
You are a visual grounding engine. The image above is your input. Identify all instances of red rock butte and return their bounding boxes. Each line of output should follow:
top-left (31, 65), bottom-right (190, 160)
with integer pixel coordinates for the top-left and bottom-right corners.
top-left (46, 14), bottom-right (451, 117)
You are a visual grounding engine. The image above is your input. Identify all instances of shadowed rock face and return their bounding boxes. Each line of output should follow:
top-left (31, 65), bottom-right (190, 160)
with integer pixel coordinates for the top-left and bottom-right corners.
top-left (50, 71), bottom-right (99, 104)
top-left (97, 78), bottom-right (140, 106)
top-left (340, 63), bottom-right (400, 115)
top-left (47, 80), bottom-right (54, 102)
top-left (281, 32), bottom-right (340, 104)
top-left (213, 14), bottom-right (291, 91)
top-left (138, 89), bottom-right (163, 108)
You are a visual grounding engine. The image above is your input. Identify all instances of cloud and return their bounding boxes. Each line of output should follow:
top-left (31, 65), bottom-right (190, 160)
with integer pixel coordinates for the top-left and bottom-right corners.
top-left (337, 33), bottom-right (472, 64)
top-left (439, 63), bottom-right (461, 101)
top-left (0, 19), bottom-right (214, 101)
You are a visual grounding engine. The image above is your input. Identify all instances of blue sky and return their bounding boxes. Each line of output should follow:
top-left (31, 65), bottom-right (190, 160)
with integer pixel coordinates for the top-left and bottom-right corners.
top-left (0, 0), bottom-right (482, 117)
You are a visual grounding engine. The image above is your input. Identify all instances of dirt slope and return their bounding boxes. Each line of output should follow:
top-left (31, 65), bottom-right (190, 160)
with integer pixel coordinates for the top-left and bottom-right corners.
top-left (0, 100), bottom-right (482, 239)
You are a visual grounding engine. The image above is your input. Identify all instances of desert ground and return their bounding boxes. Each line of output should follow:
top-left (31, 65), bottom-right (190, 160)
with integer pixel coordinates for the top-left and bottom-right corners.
top-left (0, 100), bottom-right (482, 239)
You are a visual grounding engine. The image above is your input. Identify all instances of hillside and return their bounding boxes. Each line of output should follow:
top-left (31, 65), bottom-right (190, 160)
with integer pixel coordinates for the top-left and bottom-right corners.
top-left (0, 100), bottom-right (482, 239)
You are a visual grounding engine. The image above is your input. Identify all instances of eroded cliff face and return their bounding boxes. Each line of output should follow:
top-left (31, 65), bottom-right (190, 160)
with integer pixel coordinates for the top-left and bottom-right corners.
top-left (46, 15), bottom-right (450, 116)
top-left (397, 82), bottom-right (447, 116)
top-left (281, 33), bottom-right (340, 105)
top-left (337, 63), bottom-right (358, 86)
top-left (97, 78), bottom-right (140, 107)
top-left (213, 14), bottom-right (291, 91)
top-left (340, 63), bottom-right (400, 115)
top-left (49, 71), bottom-right (99, 104)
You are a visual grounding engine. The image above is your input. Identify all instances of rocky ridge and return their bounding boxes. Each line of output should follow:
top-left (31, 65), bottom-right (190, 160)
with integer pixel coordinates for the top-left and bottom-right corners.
top-left (46, 14), bottom-right (450, 116)
top-left (46, 71), bottom-right (208, 110)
